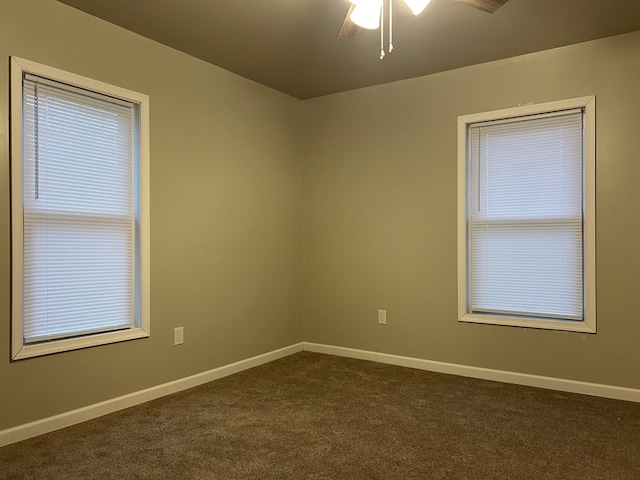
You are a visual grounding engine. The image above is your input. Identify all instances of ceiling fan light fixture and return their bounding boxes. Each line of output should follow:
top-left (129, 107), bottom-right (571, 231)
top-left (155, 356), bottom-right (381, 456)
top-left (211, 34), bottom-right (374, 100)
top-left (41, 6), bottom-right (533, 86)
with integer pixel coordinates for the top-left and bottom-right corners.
top-left (349, 0), bottom-right (382, 29)
top-left (403, 0), bottom-right (432, 15)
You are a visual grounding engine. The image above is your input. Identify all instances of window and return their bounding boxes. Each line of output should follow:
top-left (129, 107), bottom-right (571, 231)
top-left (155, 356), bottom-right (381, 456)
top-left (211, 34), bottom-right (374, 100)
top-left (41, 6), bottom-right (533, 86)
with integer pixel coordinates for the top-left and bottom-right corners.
top-left (457, 97), bottom-right (595, 333)
top-left (10, 57), bottom-right (150, 359)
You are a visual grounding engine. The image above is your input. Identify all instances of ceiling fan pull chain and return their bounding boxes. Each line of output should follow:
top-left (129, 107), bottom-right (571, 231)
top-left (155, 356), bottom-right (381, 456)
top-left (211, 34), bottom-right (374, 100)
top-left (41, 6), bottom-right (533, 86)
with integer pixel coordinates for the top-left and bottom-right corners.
top-left (380, 0), bottom-right (385, 59)
top-left (389, 0), bottom-right (394, 53)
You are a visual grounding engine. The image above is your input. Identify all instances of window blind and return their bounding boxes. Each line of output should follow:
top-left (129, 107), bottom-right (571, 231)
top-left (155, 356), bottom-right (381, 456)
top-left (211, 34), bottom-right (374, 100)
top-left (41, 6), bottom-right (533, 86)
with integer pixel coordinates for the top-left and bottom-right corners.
top-left (22, 74), bottom-right (136, 343)
top-left (467, 110), bottom-right (584, 321)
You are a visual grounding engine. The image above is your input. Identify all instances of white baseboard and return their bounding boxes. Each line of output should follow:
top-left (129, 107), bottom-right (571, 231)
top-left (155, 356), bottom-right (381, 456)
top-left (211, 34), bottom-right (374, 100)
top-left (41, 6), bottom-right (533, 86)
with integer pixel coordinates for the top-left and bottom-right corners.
top-left (303, 342), bottom-right (640, 403)
top-left (4, 341), bottom-right (638, 448)
top-left (0, 342), bottom-right (304, 448)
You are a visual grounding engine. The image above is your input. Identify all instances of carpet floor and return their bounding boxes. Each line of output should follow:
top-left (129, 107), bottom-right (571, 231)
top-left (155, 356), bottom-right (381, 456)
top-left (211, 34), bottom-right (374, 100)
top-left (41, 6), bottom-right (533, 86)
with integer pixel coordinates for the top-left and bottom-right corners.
top-left (2, 351), bottom-right (640, 479)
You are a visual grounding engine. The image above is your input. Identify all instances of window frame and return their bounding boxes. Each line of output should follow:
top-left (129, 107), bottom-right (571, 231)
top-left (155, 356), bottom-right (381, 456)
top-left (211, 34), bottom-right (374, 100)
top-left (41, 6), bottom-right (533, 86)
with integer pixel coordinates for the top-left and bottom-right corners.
top-left (457, 97), bottom-right (596, 333)
top-left (10, 57), bottom-right (151, 359)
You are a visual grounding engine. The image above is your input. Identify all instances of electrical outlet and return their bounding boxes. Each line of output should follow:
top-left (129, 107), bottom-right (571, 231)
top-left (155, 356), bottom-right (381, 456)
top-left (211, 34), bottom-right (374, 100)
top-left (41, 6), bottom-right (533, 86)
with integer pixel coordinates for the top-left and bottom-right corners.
top-left (378, 309), bottom-right (387, 325)
top-left (174, 326), bottom-right (184, 345)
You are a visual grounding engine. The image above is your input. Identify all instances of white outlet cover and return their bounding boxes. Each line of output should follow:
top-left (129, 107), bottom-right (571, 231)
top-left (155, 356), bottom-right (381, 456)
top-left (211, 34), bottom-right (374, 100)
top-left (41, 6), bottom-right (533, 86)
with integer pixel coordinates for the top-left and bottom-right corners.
top-left (174, 326), bottom-right (184, 345)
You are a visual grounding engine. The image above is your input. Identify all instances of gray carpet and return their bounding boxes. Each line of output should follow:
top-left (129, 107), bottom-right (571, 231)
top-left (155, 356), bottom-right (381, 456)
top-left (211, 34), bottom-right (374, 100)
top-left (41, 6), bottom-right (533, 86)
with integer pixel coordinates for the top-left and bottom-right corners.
top-left (2, 352), bottom-right (640, 479)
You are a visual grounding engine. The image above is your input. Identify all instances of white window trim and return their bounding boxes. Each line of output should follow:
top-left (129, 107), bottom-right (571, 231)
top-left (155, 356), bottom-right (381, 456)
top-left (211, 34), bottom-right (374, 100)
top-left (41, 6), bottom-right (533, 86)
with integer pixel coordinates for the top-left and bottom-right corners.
top-left (10, 57), bottom-right (151, 359)
top-left (457, 96), bottom-right (596, 333)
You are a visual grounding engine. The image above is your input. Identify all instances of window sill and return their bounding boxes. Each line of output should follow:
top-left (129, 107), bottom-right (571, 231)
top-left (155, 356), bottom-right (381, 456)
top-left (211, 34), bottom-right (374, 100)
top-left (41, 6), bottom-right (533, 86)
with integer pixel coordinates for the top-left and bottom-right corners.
top-left (459, 313), bottom-right (596, 334)
top-left (12, 328), bottom-right (150, 360)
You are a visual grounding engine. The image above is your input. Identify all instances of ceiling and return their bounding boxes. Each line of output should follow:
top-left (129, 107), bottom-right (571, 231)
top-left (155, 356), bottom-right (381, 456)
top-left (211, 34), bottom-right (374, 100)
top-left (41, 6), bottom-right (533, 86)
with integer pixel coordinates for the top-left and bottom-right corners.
top-left (56, 0), bottom-right (640, 99)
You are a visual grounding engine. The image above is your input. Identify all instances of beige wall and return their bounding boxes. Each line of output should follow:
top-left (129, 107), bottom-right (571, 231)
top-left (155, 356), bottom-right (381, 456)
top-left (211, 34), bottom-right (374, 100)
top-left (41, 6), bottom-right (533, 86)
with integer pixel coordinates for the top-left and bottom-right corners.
top-left (0, 0), bottom-right (303, 430)
top-left (302, 30), bottom-right (640, 389)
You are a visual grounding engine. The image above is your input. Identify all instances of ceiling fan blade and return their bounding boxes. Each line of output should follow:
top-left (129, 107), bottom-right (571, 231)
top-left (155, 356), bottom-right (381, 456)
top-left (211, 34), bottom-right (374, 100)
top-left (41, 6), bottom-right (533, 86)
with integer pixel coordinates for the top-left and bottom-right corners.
top-left (337, 4), bottom-right (364, 38)
top-left (451, 0), bottom-right (509, 13)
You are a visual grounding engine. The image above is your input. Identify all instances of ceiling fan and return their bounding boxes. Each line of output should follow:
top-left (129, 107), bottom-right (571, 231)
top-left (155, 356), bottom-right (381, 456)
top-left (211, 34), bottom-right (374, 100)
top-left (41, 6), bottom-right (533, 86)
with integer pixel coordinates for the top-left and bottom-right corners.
top-left (338, 0), bottom-right (509, 58)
